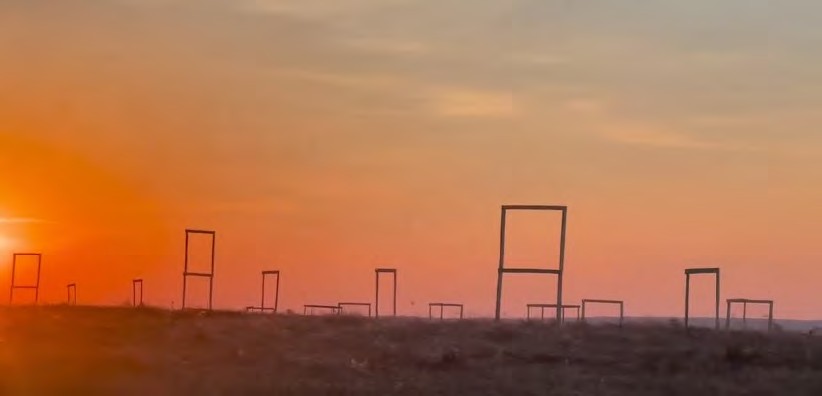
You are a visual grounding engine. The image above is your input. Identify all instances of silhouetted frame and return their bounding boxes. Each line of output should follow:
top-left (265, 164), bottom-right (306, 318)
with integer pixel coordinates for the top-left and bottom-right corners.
top-left (10, 253), bottom-right (42, 305)
top-left (182, 229), bottom-right (216, 310)
top-left (495, 205), bottom-right (567, 323)
top-left (303, 304), bottom-right (342, 315)
top-left (132, 279), bottom-right (144, 307)
top-left (428, 303), bottom-right (464, 320)
top-left (261, 270), bottom-right (280, 313)
top-left (338, 302), bottom-right (372, 317)
top-left (684, 267), bottom-right (720, 330)
top-left (526, 303), bottom-right (580, 324)
top-left (725, 298), bottom-right (774, 332)
top-left (67, 283), bottom-right (77, 305)
top-left (581, 299), bottom-right (625, 327)
top-left (375, 268), bottom-right (397, 317)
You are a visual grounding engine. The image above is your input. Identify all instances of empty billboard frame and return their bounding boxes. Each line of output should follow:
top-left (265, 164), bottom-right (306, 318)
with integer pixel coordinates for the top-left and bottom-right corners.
top-left (581, 299), bottom-right (625, 327)
top-left (182, 229), bottom-right (216, 310)
top-left (428, 303), bottom-right (464, 320)
top-left (725, 298), bottom-right (774, 332)
top-left (684, 267), bottom-right (720, 330)
top-left (10, 253), bottom-right (42, 305)
top-left (494, 205), bottom-right (567, 322)
top-left (375, 268), bottom-right (397, 318)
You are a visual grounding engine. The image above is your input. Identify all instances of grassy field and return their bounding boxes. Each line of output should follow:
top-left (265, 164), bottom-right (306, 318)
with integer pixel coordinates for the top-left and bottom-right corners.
top-left (0, 307), bottom-right (821, 395)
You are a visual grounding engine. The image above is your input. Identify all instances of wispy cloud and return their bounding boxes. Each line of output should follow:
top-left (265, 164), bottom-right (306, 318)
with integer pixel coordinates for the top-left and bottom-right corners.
top-left (509, 52), bottom-right (570, 67)
top-left (426, 88), bottom-right (517, 119)
top-left (269, 67), bottom-right (520, 119)
top-left (340, 37), bottom-right (430, 56)
top-left (0, 217), bottom-right (47, 224)
top-left (240, 0), bottom-right (411, 18)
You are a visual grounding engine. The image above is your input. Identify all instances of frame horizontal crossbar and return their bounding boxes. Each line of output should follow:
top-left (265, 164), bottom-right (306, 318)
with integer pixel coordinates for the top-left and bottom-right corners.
top-left (685, 267), bottom-right (720, 275)
top-left (727, 298), bottom-right (772, 304)
top-left (527, 303), bottom-right (580, 309)
top-left (502, 205), bottom-right (567, 211)
top-left (185, 229), bottom-right (216, 235)
top-left (500, 268), bottom-right (561, 274)
top-left (338, 302), bottom-right (371, 307)
top-left (184, 272), bottom-right (213, 278)
top-left (304, 304), bottom-right (341, 310)
top-left (582, 299), bottom-right (623, 304)
top-left (429, 303), bottom-right (464, 307)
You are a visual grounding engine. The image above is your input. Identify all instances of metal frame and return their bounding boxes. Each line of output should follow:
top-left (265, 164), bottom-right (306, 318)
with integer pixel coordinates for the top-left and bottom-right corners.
top-left (684, 267), bottom-right (720, 330)
top-left (303, 304), bottom-right (342, 315)
top-left (375, 268), bottom-right (397, 318)
top-left (581, 299), bottom-right (625, 327)
top-left (428, 303), bottom-right (464, 320)
top-left (725, 298), bottom-right (774, 332)
top-left (10, 253), bottom-right (42, 304)
top-left (526, 304), bottom-right (580, 324)
top-left (67, 283), bottom-right (77, 305)
top-left (182, 229), bottom-right (216, 310)
top-left (261, 270), bottom-right (280, 313)
top-left (495, 205), bottom-right (567, 322)
top-left (132, 279), bottom-right (144, 307)
top-left (338, 302), bottom-right (372, 317)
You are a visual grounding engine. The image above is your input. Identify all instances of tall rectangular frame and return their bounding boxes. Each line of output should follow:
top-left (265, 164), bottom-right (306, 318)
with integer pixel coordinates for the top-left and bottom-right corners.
top-left (495, 205), bottom-right (567, 322)
top-left (725, 298), bottom-right (774, 332)
top-left (684, 267), bottom-right (720, 330)
top-left (132, 279), bottom-right (144, 307)
top-left (581, 299), bottom-right (625, 327)
top-left (261, 270), bottom-right (280, 313)
top-left (67, 283), bottom-right (77, 305)
top-left (10, 253), bottom-right (42, 305)
top-left (375, 268), bottom-right (397, 318)
top-left (182, 229), bottom-right (216, 310)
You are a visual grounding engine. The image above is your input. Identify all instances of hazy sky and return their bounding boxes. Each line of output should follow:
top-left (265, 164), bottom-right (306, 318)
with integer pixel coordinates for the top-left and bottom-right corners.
top-left (2, 0), bottom-right (822, 319)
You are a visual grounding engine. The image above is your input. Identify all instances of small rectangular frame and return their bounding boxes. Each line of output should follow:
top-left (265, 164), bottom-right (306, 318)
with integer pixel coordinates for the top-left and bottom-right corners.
top-left (526, 303), bottom-right (580, 324)
top-left (132, 279), bottom-right (144, 307)
top-left (246, 306), bottom-right (276, 313)
top-left (182, 229), bottom-right (216, 310)
top-left (495, 205), bottom-right (568, 323)
top-left (725, 298), bottom-right (774, 332)
top-left (338, 302), bottom-right (372, 317)
top-left (428, 302), bottom-right (464, 320)
top-left (684, 267), bottom-right (720, 330)
top-left (581, 299), bottom-right (625, 327)
top-left (67, 283), bottom-right (77, 305)
top-left (10, 253), bottom-right (42, 305)
top-left (261, 270), bottom-right (280, 313)
top-left (303, 304), bottom-right (342, 315)
top-left (375, 268), bottom-right (397, 318)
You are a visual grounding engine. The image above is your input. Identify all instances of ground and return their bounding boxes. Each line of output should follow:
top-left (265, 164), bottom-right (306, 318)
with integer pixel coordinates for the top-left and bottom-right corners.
top-left (0, 307), bottom-right (820, 395)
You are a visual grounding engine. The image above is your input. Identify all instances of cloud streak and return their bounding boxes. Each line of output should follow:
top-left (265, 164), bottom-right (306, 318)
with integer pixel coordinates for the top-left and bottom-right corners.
top-left (0, 218), bottom-right (48, 224)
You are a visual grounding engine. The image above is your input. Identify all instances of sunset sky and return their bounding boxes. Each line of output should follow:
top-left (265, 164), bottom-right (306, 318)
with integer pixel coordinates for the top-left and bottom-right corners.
top-left (2, 1), bottom-right (822, 319)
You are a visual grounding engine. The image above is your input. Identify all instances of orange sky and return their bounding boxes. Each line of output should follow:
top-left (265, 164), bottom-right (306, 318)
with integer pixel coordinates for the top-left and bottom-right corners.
top-left (2, 1), bottom-right (822, 319)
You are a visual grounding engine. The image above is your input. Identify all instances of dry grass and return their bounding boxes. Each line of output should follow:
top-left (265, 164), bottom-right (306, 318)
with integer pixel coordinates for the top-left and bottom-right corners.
top-left (0, 306), bottom-right (821, 395)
